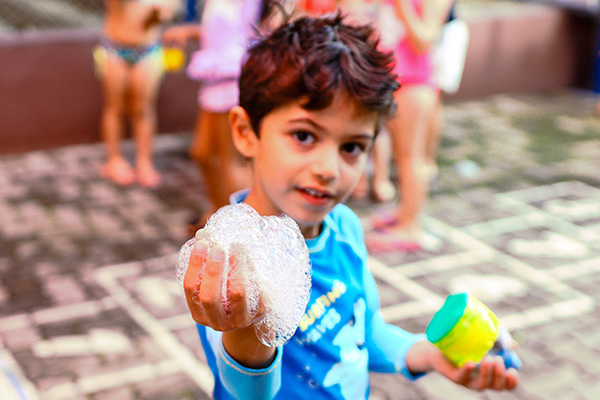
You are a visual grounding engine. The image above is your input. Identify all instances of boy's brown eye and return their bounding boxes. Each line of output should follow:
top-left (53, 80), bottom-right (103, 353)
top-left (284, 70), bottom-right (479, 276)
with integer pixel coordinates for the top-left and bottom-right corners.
top-left (293, 131), bottom-right (313, 143)
top-left (341, 143), bottom-right (365, 156)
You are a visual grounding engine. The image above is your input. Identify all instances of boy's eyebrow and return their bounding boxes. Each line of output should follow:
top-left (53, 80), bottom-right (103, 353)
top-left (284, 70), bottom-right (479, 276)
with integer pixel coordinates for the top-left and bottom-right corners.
top-left (288, 117), bottom-right (323, 130)
top-left (288, 118), bottom-right (375, 140)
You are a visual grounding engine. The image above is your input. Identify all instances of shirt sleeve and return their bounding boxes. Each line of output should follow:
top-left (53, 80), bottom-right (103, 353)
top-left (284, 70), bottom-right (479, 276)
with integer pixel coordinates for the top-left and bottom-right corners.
top-left (362, 253), bottom-right (427, 379)
top-left (205, 328), bottom-right (283, 399)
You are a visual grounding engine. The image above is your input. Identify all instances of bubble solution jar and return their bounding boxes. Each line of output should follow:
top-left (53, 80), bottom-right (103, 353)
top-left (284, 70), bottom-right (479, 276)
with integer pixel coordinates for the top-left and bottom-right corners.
top-left (426, 292), bottom-right (522, 369)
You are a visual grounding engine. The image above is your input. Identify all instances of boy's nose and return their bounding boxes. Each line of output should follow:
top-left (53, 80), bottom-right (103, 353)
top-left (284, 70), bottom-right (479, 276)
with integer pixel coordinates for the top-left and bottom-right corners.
top-left (311, 148), bottom-right (339, 181)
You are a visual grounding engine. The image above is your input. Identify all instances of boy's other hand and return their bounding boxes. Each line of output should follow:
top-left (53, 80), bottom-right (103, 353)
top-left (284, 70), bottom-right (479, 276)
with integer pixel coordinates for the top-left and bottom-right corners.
top-left (431, 346), bottom-right (519, 391)
top-left (408, 340), bottom-right (519, 391)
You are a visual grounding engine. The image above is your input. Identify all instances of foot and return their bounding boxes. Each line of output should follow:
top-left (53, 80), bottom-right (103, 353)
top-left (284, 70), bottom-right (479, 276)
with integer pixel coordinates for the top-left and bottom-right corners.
top-left (372, 180), bottom-right (396, 203)
top-left (365, 227), bottom-right (443, 253)
top-left (137, 164), bottom-right (161, 188)
top-left (101, 159), bottom-right (136, 186)
top-left (363, 210), bottom-right (399, 231)
top-left (365, 228), bottom-right (422, 253)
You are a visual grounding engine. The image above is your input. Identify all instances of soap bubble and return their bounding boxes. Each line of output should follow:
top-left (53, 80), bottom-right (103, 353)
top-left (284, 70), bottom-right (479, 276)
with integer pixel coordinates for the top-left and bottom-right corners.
top-left (176, 203), bottom-right (312, 347)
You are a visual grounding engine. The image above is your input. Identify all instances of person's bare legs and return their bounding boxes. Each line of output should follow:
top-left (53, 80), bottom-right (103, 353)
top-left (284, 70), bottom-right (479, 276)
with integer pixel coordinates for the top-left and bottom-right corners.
top-left (129, 50), bottom-right (164, 187)
top-left (190, 109), bottom-right (251, 224)
top-left (100, 52), bottom-right (136, 185)
top-left (371, 130), bottom-right (396, 202)
top-left (424, 95), bottom-right (442, 184)
top-left (387, 85), bottom-right (437, 235)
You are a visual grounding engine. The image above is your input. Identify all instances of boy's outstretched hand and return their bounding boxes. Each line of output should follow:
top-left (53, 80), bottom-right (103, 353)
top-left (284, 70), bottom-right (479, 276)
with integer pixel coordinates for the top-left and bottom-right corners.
top-left (182, 237), bottom-right (275, 368)
top-left (407, 340), bottom-right (519, 391)
top-left (183, 239), bottom-right (264, 331)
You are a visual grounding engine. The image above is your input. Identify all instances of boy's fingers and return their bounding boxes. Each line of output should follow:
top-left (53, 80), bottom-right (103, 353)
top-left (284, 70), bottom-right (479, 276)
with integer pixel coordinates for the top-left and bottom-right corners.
top-left (473, 357), bottom-right (494, 390)
top-left (505, 368), bottom-right (519, 390)
top-left (452, 362), bottom-right (475, 387)
top-left (195, 229), bottom-right (207, 241)
top-left (490, 357), bottom-right (507, 390)
top-left (225, 253), bottom-right (252, 328)
top-left (198, 246), bottom-right (227, 327)
top-left (432, 350), bottom-right (474, 388)
top-left (183, 240), bottom-right (209, 322)
top-left (184, 240), bottom-right (208, 301)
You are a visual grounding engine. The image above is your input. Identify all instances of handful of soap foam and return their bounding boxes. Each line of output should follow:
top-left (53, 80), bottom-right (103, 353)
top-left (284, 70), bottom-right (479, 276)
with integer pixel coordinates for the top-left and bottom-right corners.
top-left (176, 203), bottom-right (312, 347)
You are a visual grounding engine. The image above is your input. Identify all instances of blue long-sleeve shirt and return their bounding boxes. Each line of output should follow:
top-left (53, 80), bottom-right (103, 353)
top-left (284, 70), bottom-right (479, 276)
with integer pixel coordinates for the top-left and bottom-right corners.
top-left (197, 198), bottom-right (426, 399)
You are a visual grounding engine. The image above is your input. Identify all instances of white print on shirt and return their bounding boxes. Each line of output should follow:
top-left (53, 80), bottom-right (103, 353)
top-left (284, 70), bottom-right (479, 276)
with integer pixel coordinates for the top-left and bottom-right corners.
top-left (323, 298), bottom-right (368, 398)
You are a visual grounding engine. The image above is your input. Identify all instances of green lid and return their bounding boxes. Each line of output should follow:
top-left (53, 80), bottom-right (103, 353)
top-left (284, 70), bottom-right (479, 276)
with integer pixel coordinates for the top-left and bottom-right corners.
top-left (426, 292), bottom-right (469, 343)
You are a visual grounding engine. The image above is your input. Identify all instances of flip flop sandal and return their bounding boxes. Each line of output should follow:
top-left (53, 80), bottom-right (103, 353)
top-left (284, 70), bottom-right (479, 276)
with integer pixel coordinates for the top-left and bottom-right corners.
top-left (365, 229), bottom-right (422, 253)
top-left (364, 210), bottom-right (400, 231)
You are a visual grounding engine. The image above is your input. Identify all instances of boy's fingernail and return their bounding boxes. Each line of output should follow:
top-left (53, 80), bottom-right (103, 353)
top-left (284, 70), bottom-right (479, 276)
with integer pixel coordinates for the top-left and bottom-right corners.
top-left (208, 246), bottom-right (225, 262)
top-left (194, 240), bottom-right (208, 254)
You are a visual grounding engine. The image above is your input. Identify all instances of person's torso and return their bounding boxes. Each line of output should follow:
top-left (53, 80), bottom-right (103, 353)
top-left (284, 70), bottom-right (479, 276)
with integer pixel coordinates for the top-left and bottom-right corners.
top-left (104, 0), bottom-right (165, 45)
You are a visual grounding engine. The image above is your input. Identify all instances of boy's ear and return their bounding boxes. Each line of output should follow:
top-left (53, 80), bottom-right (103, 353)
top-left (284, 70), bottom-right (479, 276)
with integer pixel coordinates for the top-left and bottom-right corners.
top-left (229, 106), bottom-right (258, 158)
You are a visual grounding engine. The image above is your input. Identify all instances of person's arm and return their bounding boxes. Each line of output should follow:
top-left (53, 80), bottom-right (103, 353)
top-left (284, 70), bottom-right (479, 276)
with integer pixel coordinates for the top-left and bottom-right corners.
top-left (358, 226), bottom-right (519, 390)
top-left (393, 0), bottom-right (453, 51)
top-left (200, 326), bottom-right (283, 400)
top-left (156, 0), bottom-right (180, 23)
top-left (363, 265), bottom-right (519, 390)
top-left (162, 24), bottom-right (201, 47)
top-left (183, 239), bottom-right (281, 399)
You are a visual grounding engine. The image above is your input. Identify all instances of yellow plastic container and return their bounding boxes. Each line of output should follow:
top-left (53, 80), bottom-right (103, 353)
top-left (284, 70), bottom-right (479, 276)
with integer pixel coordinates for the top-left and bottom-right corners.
top-left (163, 47), bottom-right (185, 72)
top-left (426, 293), bottom-right (500, 367)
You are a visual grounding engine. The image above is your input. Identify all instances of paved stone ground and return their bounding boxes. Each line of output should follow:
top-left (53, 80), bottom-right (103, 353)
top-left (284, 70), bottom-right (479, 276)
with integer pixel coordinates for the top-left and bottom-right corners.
top-left (1, 89), bottom-right (600, 399)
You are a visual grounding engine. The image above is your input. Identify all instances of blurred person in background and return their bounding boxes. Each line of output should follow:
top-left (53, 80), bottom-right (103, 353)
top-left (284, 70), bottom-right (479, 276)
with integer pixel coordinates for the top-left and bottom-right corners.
top-left (163, 0), bottom-right (281, 236)
top-left (96, 0), bottom-right (179, 187)
top-left (364, 0), bottom-right (454, 252)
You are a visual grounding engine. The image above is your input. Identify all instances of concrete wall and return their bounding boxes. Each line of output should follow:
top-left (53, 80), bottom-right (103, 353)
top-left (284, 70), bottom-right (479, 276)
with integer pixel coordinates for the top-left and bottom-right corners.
top-left (450, 3), bottom-right (597, 100)
top-left (0, 29), bottom-right (199, 154)
top-left (0, 4), bottom-right (597, 155)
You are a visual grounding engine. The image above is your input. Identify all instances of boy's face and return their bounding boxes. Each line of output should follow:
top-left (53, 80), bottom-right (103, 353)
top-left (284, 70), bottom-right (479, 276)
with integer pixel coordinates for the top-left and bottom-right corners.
top-left (237, 93), bottom-right (378, 238)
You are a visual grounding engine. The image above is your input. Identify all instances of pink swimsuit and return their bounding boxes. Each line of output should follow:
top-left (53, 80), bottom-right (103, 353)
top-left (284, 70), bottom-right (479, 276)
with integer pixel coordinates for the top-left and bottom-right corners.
top-left (382, 0), bottom-right (435, 87)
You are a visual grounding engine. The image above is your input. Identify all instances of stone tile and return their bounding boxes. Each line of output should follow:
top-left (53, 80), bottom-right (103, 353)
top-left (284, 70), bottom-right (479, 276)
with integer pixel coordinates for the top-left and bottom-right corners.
top-left (51, 205), bottom-right (88, 234)
top-left (1, 326), bottom-right (42, 351)
top-left (42, 275), bottom-right (87, 305)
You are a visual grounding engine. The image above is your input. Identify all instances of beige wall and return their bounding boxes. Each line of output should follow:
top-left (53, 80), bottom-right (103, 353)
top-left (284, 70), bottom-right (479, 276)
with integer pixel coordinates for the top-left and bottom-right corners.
top-left (449, 4), bottom-right (596, 100)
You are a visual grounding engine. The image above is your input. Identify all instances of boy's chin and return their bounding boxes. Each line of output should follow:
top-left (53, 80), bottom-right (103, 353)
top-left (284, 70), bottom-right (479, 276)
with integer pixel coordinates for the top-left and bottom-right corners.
top-left (290, 212), bottom-right (328, 235)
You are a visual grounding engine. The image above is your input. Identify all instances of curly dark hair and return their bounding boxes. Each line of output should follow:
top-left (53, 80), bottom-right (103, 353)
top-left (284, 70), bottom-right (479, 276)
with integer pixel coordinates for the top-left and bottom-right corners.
top-left (239, 12), bottom-right (399, 136)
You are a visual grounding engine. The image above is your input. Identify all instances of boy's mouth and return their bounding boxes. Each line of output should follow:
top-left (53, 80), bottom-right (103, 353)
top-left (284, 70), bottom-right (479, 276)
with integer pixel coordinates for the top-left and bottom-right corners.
top-left (298, 187), bottom-right (334, 205)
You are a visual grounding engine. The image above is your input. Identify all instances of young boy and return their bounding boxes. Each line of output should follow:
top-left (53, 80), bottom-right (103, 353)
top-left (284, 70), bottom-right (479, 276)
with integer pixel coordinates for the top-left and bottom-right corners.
top-left (181, 13), bottom-right (519, 399)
